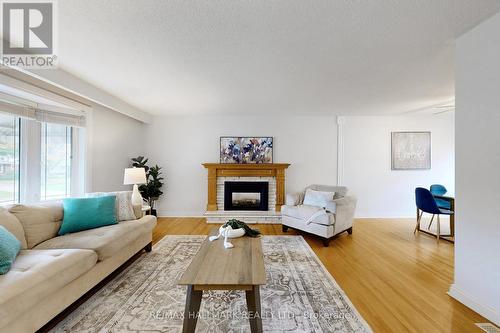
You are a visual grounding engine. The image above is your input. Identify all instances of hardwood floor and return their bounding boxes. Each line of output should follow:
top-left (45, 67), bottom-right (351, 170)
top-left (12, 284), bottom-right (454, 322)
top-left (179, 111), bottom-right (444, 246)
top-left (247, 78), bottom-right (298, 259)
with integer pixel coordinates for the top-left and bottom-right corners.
top-left (153, 217), bottom-right (488, 333)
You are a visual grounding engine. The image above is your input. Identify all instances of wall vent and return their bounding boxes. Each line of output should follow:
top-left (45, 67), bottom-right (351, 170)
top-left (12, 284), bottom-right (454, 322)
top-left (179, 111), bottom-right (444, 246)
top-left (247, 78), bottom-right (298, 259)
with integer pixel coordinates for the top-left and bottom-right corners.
top-left (476, 323), bottom-right (500, 333)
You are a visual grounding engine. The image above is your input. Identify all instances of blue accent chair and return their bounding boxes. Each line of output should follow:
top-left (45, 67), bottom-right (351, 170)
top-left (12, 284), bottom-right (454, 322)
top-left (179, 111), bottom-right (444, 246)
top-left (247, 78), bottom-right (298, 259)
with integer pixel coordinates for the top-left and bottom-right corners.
top-left (430, 184), bottom-right (451, 210)
top-left (415, 187), bottom-right (453, 242)
top-left (428, 184), bottom-right (451, 230)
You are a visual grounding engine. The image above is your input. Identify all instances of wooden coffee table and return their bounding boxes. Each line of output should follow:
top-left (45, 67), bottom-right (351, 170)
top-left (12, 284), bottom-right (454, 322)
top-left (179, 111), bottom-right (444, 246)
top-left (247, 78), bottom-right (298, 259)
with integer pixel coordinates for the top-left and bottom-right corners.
top-left (178, 229), bottom-right (266, 333)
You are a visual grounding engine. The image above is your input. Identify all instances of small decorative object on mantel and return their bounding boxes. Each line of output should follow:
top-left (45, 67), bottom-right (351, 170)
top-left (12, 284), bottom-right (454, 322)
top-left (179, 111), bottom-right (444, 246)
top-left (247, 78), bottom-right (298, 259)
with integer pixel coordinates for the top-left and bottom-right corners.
top-left (209, 219), bottom-right (261, 249)
top-left (220, 137), bottom-right (273, 164)
top-left (131, 156), bottom-right (164, 216)
top-left (391, 132), bottom-right (431, 170)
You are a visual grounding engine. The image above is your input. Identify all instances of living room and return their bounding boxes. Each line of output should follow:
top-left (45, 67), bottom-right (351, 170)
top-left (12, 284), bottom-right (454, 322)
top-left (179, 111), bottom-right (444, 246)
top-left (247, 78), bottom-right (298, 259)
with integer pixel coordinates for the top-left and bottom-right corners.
top-left (0, 1), bottom-right (499, 333)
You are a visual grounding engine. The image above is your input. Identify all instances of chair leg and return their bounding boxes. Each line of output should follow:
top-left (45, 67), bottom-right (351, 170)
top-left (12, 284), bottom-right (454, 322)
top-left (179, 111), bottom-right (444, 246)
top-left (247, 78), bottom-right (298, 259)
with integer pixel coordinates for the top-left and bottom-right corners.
top-left (414, 210), bottom-right (423, 233)
top-left (436, 215), bottom-right (441, 243)
top-left (427, 214), bottom-right (435, 230)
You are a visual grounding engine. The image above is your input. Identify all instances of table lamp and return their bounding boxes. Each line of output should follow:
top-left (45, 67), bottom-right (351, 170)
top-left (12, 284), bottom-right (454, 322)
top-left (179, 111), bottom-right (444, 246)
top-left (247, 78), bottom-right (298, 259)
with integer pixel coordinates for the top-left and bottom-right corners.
top-left (123, 167), bottom-right (147, 206)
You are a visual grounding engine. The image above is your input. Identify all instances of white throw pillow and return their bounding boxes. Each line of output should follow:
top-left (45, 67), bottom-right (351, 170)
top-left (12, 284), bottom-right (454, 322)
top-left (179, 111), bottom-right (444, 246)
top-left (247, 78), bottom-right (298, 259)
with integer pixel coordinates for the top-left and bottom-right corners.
top-left (86, 191), bottom-right (137, 221)
top-left (303, 189), bottom-right (336, 208)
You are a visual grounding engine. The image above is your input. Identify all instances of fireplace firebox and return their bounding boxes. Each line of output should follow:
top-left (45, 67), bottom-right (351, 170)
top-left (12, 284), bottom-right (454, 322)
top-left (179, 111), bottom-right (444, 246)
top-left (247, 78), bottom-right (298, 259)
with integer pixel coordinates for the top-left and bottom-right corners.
top-left (224, 181), bottom-right (269, 211)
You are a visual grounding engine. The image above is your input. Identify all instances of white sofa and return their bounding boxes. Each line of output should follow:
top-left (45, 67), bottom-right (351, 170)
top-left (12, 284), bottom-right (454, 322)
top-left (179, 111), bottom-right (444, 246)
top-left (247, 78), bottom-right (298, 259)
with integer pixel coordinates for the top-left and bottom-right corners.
top-left (0, 201), bottom-right (156, 333)
top-left (281, 185), bottom-right (357, 246)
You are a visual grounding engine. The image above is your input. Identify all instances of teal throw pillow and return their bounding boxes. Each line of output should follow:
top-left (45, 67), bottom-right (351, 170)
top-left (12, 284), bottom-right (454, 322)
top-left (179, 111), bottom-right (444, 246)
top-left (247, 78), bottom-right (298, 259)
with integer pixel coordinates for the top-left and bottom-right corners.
top-left (0, 225), bottom-right (21, 274)
top-left (59, 196), bottom-right (117, 235)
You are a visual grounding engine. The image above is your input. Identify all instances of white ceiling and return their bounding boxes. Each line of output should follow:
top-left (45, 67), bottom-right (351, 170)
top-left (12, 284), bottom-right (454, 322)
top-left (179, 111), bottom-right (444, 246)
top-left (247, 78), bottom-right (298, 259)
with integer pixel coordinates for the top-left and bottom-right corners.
top-left (54, 0), bottom-right (500, 116)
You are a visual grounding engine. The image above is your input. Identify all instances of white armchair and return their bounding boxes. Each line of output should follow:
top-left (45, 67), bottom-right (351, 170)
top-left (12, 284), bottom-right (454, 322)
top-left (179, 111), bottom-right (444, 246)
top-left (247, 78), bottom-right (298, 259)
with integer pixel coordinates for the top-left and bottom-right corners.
top-left (281, 184), bottom-right (357, 246)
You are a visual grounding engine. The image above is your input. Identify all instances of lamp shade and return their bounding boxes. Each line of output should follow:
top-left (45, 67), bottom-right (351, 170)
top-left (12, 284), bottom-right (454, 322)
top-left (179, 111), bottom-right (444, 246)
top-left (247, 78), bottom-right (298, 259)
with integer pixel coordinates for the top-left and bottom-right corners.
top-left (123, 167), bottom-right (147, 185)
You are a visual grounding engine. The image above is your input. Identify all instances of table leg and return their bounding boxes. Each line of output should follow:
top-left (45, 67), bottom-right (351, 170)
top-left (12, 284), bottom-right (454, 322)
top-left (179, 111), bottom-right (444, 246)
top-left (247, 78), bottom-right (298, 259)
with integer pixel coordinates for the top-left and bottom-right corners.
top-left (246, 286), bottom-right (263, 333)
top-left (450, 200), bottom-right (455, 237)
top-left (182, 285), bottom-right (203, 333)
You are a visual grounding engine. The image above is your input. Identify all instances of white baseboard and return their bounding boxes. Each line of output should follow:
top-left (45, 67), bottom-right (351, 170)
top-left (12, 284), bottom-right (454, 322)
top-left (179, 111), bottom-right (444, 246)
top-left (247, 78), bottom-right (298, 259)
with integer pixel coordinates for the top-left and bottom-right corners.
top-left (157, 211), bottom-right (420, 219)
top-left (355, 213), bottom-right (453, 219)
top-left (355, 212), bottom-right (416, 218)
top-left (448, 284), bottom-right (500, 325)
top-left (156, 211), bottom-right (204, 218)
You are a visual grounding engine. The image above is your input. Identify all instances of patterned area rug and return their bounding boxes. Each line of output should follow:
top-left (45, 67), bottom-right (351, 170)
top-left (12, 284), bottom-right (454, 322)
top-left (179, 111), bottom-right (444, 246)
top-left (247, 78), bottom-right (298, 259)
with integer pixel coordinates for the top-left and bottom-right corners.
top-left (51, 236), bottom-right (372, 333)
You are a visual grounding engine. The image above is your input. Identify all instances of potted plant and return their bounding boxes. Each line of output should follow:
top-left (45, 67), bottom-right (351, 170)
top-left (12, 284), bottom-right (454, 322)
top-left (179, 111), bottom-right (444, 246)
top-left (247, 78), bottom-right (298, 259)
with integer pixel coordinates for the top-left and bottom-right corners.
top-left (131, 156), bottom-right (164, 216)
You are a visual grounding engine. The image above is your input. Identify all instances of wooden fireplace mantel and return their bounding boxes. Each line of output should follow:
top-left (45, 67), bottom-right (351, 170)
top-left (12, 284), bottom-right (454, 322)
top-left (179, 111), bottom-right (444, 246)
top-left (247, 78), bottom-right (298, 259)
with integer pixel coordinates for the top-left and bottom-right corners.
top-left (202, 163), bottom-right (290, 212)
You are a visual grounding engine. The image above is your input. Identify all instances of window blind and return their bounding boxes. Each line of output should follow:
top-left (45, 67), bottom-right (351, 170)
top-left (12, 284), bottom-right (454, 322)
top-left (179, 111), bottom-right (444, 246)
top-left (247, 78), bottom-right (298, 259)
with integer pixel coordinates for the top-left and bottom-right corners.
top-left (0, 99), bottom-right (86, 127)
top-left (35, 109), bottom-right (86, 127)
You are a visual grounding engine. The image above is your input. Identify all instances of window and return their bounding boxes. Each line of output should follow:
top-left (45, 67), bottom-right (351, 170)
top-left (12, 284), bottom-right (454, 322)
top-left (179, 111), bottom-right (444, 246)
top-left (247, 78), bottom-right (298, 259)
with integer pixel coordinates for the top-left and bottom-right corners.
top-left (0, 83), bottom-right (87, 205)
top-left (40, 123), bottom-right (72, 200)
top-left (0, 113), bottom-right (20, 204)
top-left (0, 114), bottom-right (82, 205)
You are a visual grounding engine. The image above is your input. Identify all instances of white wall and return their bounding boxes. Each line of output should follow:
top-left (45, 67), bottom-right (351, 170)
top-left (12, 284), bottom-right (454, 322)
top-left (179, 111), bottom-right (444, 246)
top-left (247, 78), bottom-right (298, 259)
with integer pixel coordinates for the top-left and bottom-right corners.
top-left (342, 114), bottom-right (455, 217)
top-left (87, 105), bottom-right (146, 192)
top-left (146, 114), bottom-right (337, 216)
top-left (450, 11), bottom-right (500, 325)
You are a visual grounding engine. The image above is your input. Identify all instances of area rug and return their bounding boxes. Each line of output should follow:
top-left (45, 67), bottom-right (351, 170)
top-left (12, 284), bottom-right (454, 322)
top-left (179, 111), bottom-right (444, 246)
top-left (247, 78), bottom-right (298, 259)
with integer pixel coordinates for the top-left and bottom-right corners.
top-left (51, 236), bottom-right (372, 333)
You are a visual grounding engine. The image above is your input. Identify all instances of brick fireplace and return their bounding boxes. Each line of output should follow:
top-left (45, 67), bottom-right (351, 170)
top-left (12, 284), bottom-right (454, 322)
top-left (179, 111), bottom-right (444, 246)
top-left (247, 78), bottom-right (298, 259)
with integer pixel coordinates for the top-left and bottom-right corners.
top-left (202, 163), bottom-right (290, 223)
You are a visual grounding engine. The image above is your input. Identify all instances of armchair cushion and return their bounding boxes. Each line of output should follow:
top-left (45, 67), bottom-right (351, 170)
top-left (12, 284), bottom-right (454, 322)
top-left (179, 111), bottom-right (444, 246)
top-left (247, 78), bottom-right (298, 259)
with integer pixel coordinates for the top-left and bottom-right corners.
top-left (303, 189), bottom-right (336, 208)
top-left (324, 201), bottom-right (337, 214)
top-left (282, 204), bottom-right (335, 226)
top-left (306, 185), bottom-right (348, 199)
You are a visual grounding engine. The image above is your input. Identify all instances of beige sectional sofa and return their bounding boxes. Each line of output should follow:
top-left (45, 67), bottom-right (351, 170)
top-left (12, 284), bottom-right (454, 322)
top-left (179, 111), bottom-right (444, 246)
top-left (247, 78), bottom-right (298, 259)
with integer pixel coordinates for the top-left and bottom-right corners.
top-left (0, 201), bottom-right (157, 333)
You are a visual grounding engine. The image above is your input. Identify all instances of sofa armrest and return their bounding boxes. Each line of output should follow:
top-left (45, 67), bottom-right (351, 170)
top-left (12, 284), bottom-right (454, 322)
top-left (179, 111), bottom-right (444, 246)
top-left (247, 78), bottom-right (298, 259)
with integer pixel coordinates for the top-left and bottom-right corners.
top-left (138, 214), bottom-right (157, 227)
top-left (285, 192), bottom-right (303, 206)
top-left (332, 196), bottom-right (357, 234)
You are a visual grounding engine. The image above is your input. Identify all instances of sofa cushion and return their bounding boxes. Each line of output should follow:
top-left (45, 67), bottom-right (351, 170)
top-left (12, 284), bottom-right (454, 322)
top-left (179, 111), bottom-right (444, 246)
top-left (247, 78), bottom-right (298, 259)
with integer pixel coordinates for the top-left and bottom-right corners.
top-left (37, 201), bottom-right (64, 222)
top-left (59, 196), bottom-right (117, 235)
top-left (9, 204), bottom-right (62, 248)
top-left (0, 207), bottom-right (27, 249)
top-left (0, 249), bottom-right (97, 328)
top-left (282, 204), bottom-right (335, 226)
top-left (35, 216), bottom-right (156, 261)
top-left (0, 226), bottom-right (21, 274)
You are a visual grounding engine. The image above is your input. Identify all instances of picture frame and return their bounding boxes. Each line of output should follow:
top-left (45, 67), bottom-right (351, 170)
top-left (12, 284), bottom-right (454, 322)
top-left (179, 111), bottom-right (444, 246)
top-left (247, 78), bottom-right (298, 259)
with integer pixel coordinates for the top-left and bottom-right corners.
top-left (391, 132), bottom-right (431, 170)
top-left (220, 136), bottom-right (273, 164)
